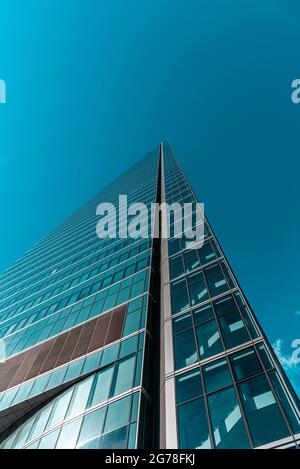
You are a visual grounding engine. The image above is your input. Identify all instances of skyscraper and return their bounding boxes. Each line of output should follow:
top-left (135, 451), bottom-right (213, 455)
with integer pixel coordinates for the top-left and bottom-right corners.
top-left (0, 143), bottom-right (299, 449)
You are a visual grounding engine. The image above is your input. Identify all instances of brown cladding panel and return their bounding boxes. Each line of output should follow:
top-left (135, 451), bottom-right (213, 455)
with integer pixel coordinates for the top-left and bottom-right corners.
top-left (0, 304), bottom-right (127, 394)
top-left (87, 311), bottom-right (112, 353)
top-left (105, 305), bottom-right (126, 345)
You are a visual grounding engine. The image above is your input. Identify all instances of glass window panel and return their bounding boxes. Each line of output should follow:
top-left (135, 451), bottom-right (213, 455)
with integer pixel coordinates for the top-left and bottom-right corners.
top-left (204, 263), bottom-right (228, 297)
top-left (183, 251), bottom-right (200, 273)
top-left (256, 343), bottom-right (273, 370)
top-left (46, 387), bottom-right (73, 430)
top-left (196, 319), bottom-right (223, 360)
top-left (56, 417), bottom-right (82, 449)
top-left (213, 295), bottom-right (236, 317)
top-left (38, 429), bottom-right (60, 449)
top-left (127, 422), bottom-right (137, 449)
top-left (104, 395), bottom-right (131, 433)
top-left (240, 306), bottom-right (259, 339)
top-left (100, 425), bottom-right (128, 449)
top-left (13, 417), bottom-right (34, 448)
top-left (169, 255), bottom-right (184, 279)
top-left (238, 375), bottom-right (290, 447)
top-left (193, 304), bottom-right (214, 325)
top-left (28, 403), bottom-right (53, 441)
top-left (174, 329), bottom-right (198, 370)
top-left (172, 313), bottom-right (193, 334)
top-left (187, 271), bottom-right (208, 306)
top-left (110, 354), bottom-right (136, 397)
top-left (218, 310), bottom-right (250, 349)
top-left (171, 280), bottom-right (189, 315)
top-left (67, 376), bottom-right (93, 419)
top-left (203, 358), bottom-right (232, 394)
top-left (77, 407), bottom-right (106, 448)
top-left (119, 335), bottom-right (138, 359)
top-left (176, 369), bottom-right (203, 404)
top-left (198, 241), bottom-right (216, 265)
top-left (101, 343), bottom-right (119, 367)
top-left (208, 387), bottom-right (250, 448)
top-left (123, 310), bottom-right (141, 336)
top-left (269, 371), bottom-right (300, 434)
top-left (89, 365), bottom-right (114, 407)
top-left (230, 347), bottom-right (262, 381)
top-left (178, 398), bottom-right (211, 449)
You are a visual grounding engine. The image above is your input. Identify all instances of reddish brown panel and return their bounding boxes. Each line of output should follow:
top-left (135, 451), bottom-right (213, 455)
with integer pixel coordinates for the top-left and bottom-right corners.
top-left (87, 312), bottom-right (112, 353)
top-left (105, 305), bottom-right (126, 345)
top-left (25, 340), bottom-right (53, 380)
top-left (0, 304), bottom-right (128, 393)
top-left (71, 319), bottom-right (96, 361)
top-left (39, 333), bottom-right (68, 375)
top-left (55, 327), bottom-right (82, 367)
top-left (9, 345), bottom-right (42, 388)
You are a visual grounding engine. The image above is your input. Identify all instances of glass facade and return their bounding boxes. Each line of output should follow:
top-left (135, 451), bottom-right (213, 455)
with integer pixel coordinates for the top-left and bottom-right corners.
top-left (160, 142), bottom-right (300, 449)
top-left (0, 142), bottom-right (299, 449)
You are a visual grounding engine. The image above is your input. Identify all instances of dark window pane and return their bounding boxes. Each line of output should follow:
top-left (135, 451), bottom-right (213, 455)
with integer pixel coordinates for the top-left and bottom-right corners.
top-left (218, 310), bottom-right (250, 349)
top-left (230, 347), bottom-right (263, 381)
top-left (183, 251), bottom-right (200, 273)
top-left (208, 387), bottom-right (250, 448)
top-left (173, 313), bottom-right (193, 334)
top-left (174, 329), bottom-right (198, 370)
top-left (100, 425), bottom-right (128, 449)
top-left (213, 295), bottom-right (236, 317)
top-left (193, 304), bottom-right (214, 325)
top-left (171, 279), bottom-right (189, 315)
top-left (238, 375), bottom-right (290, 447)
top-left (204, 263), bottom-right (229, 298)
top-left (178, 398), bottom-right (211, 449)
top-left (196, 319), bottom-right (223, 359)
top-left (269, 371), bottom-right (300, 434)
top-left (176, 369), bottom-right (203, 404)
top-left (240, 306), bottom-right (259, 339)
top-left (187, 271), bottom-right (208, 306)
top-left (168, 239), bottom-right (181, 256)
top-left (198, 241), bottom-right (216, 265)
top-left (169, 255), bottom-right (184, 279)
top-left (203, 358), bottom-right (232, 394)
top-left (256, 343), bottom-right (273, 370)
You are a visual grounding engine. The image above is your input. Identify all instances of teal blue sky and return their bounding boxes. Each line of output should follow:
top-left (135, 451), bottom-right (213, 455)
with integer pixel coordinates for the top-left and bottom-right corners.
top-left (0, 0), bottom-right (299, 394)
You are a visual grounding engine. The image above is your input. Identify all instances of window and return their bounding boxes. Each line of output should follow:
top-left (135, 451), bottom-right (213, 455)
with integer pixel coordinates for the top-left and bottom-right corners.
top-left (230, 347), bottom-right (262, 381)
top-left (214, 295), bottom-right (236, 316)
top-left (183, 251), bottom-right (199, 273)
top-left (178, 398), bottom-right (211, 449)
top-left (171, 279), bottom-right (189, 315)
top-left (67, 375), bottom-right (93, 419)
top-left (187, 271), bottom-right (208, 306)
top-left (174, 329), bottom-right (197, 370)
top-left (203, 358), bottom-right (232, 394)
top-left (208, 387), bottom-right (250, 448)
top-left (218, 310), bottom-right (250, 349)
top-left (173, 313), bottom-right (193, 334)
top-left (169, 255), bottom-right (184, 279)
top-left (204, 263), bottom-right (229, 297)
top-left (193, 304), bottom-right (214, 325)
top-left (89, 365), bottom-right (114, 407)
top-left (56, 417), bottom-right (82, 449)
top-left (100, 425), bottom-right (128, 449)
top-left (77, 407), bottom-right (106, 448)
top-left (176, 369), bottom-right (203, 404)
top-left (269, 371), bottom-right (300, 434)
top-left (196, 319), bottom-right (223, 359)
top-left (238, 375), bottom-right (290, 447)
top-left (256, 343), bottom-right (273, 370)
top-left (104, 395), bottom-right (131, 434)
top-left (198, 241), bottom-right (216, 265)
top-left (110, 354), bottom-right (136, 397)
